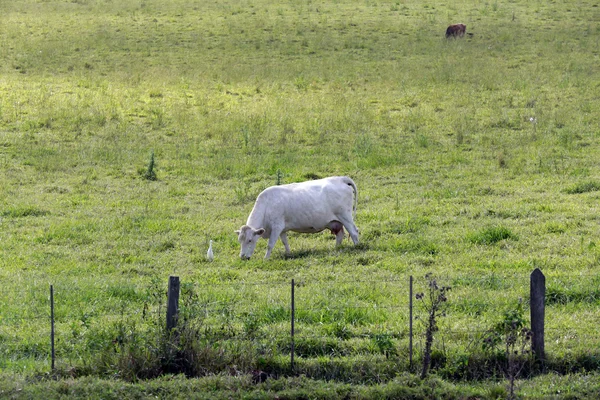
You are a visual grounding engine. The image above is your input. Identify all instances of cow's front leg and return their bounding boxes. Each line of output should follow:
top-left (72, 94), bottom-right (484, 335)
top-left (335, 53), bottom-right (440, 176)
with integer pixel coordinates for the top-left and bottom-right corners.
top-left (280, 232), bottom-right (291, 254)
top-left (264, 227), bottom-right (283, 259)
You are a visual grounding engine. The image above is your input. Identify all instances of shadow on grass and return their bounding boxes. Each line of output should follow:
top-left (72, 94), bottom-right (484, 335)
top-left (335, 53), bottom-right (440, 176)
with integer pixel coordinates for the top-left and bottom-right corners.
top-left (282, 243), bottom-right (370, 260)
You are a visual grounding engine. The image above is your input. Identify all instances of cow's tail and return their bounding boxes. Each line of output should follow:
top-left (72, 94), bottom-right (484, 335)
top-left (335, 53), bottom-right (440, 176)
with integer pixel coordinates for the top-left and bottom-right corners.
top-left (344, 177), bottom-right (358, 219)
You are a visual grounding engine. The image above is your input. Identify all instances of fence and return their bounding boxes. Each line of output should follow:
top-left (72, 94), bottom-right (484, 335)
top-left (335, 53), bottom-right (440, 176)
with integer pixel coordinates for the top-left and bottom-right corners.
top-left (163, 269), bottom-right (546, 372)
top-left (1, 268), bottom-right (599, 375)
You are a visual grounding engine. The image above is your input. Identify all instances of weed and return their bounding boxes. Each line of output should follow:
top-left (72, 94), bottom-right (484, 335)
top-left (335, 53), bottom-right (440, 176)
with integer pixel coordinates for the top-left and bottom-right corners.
top-left (482, 300), bottom-right (533, 400)
top-left (142, 151), bottom-right (157, 181)
top-left (372, 334), bottom-right (397, 359)
top-left (416, 273), bottom-right (450, 379)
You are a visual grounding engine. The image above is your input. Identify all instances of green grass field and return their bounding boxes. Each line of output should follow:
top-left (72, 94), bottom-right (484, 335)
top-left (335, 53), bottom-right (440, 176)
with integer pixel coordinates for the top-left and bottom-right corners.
top-left (1, 0), bottom-right (600, 398)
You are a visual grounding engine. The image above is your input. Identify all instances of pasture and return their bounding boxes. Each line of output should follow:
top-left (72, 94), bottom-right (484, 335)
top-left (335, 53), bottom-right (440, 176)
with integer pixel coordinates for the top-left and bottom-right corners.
top-left (1, 0), bottom-right (600, 397)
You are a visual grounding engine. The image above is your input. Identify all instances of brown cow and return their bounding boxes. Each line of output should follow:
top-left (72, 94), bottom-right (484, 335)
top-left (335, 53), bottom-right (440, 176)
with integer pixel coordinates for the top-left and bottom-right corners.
top-left (446, 24), bottom-right (466, 38)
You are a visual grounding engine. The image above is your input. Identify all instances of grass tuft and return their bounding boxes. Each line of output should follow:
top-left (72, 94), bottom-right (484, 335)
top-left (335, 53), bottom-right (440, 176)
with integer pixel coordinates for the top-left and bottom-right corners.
top-left (1, 206), bottom-right (49, 218)
top-left (467, 226), bottom-right (517, 245)
top-left (564, 181), bottom-right (600, 194)
top-left (546, 286), bottom-right (600, 305)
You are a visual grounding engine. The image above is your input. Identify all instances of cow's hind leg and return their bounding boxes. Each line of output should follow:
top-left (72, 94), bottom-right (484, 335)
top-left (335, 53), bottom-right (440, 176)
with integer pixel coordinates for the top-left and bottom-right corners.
top-left (337, 216), bottom-right (359, 245)
top-left (335, 229), bottom-right (345, 246)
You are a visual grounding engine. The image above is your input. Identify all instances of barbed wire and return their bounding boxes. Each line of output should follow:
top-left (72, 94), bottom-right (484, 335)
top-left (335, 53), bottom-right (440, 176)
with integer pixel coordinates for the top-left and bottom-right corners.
top-left (0, 314), bottom-right (49, 322)
top-left (2, 298), bottom-right (599, 323)
top-left (2, 326), bottom-right (600, 345)
top-left (0, 272), bottom-right (599, 300)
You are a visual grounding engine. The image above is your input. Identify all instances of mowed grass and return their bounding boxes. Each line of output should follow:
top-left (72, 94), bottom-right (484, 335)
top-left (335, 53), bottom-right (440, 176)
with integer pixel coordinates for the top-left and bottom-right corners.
top-left (1, 0), bottom-right (600, 396)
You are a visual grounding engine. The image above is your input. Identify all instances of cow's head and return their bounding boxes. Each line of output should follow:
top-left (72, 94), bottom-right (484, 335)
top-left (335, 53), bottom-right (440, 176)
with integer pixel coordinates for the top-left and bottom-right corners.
top-left (235, 225), bottom-right (265, 260)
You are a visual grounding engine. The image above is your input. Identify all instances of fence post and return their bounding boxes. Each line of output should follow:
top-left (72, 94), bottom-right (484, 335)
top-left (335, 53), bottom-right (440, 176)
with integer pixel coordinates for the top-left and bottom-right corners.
top-left (409, 275), bottom-right (413, 369)
top-left (530, 268), bottom-right (545, 361)
top-left (50, 285), bottom-right (55, 371)
top-left (291, 278), bottom-right (295, 373)
top-left (167, 276), bottom-right (180, 332)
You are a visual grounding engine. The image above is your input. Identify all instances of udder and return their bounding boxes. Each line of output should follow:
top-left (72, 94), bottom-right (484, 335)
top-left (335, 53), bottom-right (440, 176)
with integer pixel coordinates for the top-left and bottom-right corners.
top-left (328, 220), bottom-right (344, 236)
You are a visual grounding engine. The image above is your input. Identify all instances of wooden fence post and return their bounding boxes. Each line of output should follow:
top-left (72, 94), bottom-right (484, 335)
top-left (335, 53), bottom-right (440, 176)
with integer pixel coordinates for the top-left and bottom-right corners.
top-left (409, 275), bottom-right (413, 369)
top-left (167, 276), bottom-right (180, 332)
top-left (50, 285), bottom-right (55, 371)
top-left (530, 268), bottom-right (545, 360)
top-left (291, 279), bottom-right (295, 373)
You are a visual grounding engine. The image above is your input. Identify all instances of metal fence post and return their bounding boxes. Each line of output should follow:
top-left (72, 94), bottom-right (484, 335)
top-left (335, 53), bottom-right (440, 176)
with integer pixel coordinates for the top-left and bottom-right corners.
top-left (409, 275), bottom-right (413, 369)
top-left (50, 285), bottom-right (55, 371)
top-left (291, 278), bottom-right (295, 373)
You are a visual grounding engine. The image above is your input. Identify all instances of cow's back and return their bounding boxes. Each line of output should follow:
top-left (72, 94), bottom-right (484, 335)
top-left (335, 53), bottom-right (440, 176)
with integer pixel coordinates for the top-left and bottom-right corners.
top-left (286, 176), bottom-right (355, 209)
top-left (248, 177), bottom-right (355, 232)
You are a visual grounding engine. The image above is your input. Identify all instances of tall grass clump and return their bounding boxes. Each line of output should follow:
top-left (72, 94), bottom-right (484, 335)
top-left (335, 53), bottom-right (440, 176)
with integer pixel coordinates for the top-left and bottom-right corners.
top-left (564, 181), bottom-right (600, 194)
top-left (1, 206), bottom-right (48, 218)
top-left (467, 226), bottom-right (517, 245)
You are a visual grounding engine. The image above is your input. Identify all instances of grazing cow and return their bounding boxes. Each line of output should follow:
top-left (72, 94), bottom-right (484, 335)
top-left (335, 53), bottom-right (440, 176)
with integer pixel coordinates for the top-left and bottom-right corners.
top-left (446, 23), bottom-right (466, 38)
top-left (235, 176), bottom-right (360, 260)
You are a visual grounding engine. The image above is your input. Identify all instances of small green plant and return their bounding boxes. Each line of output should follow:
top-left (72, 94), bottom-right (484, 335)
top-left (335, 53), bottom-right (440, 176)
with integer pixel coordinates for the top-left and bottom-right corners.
top-left (482, 300), bottom-right (533, 400)
top-left (372, 334), bottom-right (397, 359)
top-left (240, 125), bottom-right (251, 149)
top-left (143, 151), bottom-right (157, 181)
top-left (416, 273), bottom-right (450, 379)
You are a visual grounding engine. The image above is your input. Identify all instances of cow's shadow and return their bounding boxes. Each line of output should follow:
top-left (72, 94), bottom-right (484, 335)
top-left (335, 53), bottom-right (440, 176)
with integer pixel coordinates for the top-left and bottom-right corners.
top-left (282, 242), bottom-right (369, 260)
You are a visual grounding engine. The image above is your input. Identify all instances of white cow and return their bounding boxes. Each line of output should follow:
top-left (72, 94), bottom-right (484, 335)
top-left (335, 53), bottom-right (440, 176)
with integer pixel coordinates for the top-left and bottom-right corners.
top-left (235, 176), bottom-right (360, 260)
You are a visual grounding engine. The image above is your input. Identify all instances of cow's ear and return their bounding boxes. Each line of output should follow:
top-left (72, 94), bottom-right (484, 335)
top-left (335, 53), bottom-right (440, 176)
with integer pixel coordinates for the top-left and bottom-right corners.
top-left (234, 230), bottom-right (241, 235)
top-left (255, 228), bottom-right (265, 236)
